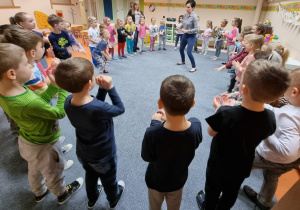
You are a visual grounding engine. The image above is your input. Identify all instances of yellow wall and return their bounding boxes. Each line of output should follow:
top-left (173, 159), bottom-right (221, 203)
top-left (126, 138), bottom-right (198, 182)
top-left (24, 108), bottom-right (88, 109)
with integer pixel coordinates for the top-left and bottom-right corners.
top-left (0, 0), bottom-right (82, 32)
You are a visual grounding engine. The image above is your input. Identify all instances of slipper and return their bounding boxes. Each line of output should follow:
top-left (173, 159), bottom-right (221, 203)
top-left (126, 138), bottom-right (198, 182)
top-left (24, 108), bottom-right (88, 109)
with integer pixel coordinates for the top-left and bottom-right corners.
top-left (177, 62), bottom-right (185, 65)
top-left (189, 68), bottom-right (197, 72)
top-left (103, 70), bottom-right (109, 73)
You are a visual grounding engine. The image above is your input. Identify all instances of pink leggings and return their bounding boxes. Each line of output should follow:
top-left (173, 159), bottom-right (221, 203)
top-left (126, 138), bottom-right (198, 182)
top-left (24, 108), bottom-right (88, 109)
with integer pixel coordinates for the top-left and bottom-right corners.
top-left (150, 36), bottom-right (156, 50)
top-left (108, 48), bottom-right (114, 57)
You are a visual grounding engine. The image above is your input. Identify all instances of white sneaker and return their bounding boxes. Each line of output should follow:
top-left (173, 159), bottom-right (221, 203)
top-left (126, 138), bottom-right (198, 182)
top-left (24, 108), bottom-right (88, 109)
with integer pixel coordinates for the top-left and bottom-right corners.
top-left (61, 144), bottom-right (73, 155)
top-left (59, 136), bottom-right (65, 144)
top-left (212, 57), bottom-right (218, 60)
top-left (203, 52), bottom-right (207, 56)
top-left (211, 56), bottom-right (216, 59)
top-left (64, 160), bottom-right (74, 170)
top-left (174, 47), bottom-right (177, 50)
top-left (109, 180), bottom-right (125, 210)
top-left (198, 52), bottom-right (203, 55)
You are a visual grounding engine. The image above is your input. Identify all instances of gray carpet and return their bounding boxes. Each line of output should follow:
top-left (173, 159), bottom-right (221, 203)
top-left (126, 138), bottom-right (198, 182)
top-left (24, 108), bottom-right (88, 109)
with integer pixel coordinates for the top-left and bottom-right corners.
top-left (0, 46), bottom-right (275, 210)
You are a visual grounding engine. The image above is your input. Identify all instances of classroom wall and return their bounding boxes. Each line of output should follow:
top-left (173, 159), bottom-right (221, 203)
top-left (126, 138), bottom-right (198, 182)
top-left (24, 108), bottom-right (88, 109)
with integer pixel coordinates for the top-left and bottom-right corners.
top-left (143, 0), bottom-right (259, 30)
top-left (0, 0), bottom-right (82, 32)
top-left (259, 1), bottom-right (300, 60)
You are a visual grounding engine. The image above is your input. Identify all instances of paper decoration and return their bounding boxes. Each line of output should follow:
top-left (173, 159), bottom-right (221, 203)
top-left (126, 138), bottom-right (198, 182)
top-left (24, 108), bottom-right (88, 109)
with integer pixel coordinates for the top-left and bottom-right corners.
top-left (277, 4), bottom-right (300, 27)
top-left (34, 11), bottom-right (51, 29)
top-left (56, 10), bottom-right (63, 18)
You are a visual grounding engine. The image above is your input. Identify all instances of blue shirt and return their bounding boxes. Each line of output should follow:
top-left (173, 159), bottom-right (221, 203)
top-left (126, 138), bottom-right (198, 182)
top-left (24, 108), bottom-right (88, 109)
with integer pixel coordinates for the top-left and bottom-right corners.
top-left (159, 25), bottom-right (166, 36)
top-left (48, 30), bottom-right (75, 59)
top-left (92, 39), bottom-right (107, 58)
top-left (64, 87), bottom-right (125, 163)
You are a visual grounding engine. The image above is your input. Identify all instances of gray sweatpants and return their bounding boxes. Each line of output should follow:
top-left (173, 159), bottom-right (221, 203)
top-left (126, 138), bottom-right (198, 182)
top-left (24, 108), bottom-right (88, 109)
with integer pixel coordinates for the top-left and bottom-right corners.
top-left (159, 35), bottom-right (166, 49)
top-left (253, 151), bottom-right (300, 207)
top-left (18, 136), bottom-right (66, 197)
top-left (139, 38), bottom-right (145, 52)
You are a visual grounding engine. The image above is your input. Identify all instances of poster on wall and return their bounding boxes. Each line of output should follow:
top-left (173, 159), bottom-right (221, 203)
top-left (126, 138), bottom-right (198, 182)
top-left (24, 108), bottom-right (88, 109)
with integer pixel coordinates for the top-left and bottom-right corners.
top-left (56, 10), bottom-right (64, 18)
top-left (278, 4), bottom-right (300, 27)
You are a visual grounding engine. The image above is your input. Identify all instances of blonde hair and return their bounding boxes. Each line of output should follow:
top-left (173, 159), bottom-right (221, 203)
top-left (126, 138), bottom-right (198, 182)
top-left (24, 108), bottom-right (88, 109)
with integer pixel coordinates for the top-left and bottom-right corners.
top-left (160, 19), bottom-right (165, 24)
top-left (131, 1), bottom-right (140, 15)
top-left (290, 68), bottom-right (300, 88)
top-left (9, 12), bottom-right (28, 25)
top-left (244, 34), bottom-right (264, 50)
top-left (87, 16), bottom-right (96, 24)
top-left (207, 20), bottom-right (213, 29)
top-left (265, 42), bottom-right (289, 67)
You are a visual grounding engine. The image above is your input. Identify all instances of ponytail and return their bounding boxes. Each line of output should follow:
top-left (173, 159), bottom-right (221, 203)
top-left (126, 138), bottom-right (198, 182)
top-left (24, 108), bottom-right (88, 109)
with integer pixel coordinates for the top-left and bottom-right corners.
top-left (234, 17), bottom-right (242, 33)
top-left (281, 48), bottom-right (289, 67)
top-left (9, 12), bottom-right (28, 25)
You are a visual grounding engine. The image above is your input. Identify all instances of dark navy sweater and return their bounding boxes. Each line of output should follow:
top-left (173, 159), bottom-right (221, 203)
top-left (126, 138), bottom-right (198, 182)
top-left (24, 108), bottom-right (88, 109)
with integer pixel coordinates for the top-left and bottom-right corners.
top-left (64, 87), bottom-right (125, 163)
top-left (48, 30), bottom-right (75, 59)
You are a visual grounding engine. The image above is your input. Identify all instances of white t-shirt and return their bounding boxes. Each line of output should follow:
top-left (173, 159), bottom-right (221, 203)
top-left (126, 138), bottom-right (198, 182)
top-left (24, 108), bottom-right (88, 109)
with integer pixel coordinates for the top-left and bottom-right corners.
top-left (88, 27), bottom-right (99, 47)
top-left (149, 24), bottom-right (158, 37)
top-left (257, 104), bottom-right (300, 164)
top-left (135, 10), bottom-right (140, 26)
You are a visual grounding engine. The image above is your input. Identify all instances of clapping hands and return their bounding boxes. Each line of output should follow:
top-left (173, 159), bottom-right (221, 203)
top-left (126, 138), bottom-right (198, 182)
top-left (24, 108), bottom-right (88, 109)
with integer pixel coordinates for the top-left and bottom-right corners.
top-left (95, 75), bottom-right (113, 90)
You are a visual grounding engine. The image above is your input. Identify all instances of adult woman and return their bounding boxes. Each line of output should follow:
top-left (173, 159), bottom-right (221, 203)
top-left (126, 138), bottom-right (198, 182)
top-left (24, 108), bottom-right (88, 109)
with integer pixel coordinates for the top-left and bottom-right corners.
top-left (177, 0), bottom-right (198, 72)
top-left (127, 1), bottom-right (145, 52)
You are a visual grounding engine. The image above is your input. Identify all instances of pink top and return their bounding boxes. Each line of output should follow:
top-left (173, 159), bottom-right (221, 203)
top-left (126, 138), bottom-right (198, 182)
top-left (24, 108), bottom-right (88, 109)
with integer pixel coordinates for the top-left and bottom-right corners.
top-left (224, 27), bottom-right (238, 45)
top-left (137, 25), bottom-right (150, 38)
top-left (235, 52), bottom-right (255, 82)
top-left (107, 26), bottom-right (116, 42)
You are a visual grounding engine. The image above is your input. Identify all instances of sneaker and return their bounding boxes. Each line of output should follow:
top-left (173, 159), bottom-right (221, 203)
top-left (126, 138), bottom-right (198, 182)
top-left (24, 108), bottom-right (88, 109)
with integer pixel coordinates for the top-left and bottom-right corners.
top-left (133, 49), bottom-right (137, 52)
top-left (59, 136), bottom-right (65, 144)
top-left (88, 180), bottom-right (103, 209)
top-left (158, 48), bottom-right (161, 50)
top-left (243, 185), bottom-right (270, 210)
top-left (103, 70), bottom-right (109, 73)
top-left (212, 57), bottom-right (218, 61)
top-left (139, 52), bottom-right (142, 54)
top-left (211, 56), bottom-right (216, 59)
top-left (196, 190), bottom-right (205, 210)
top-left (174, 47), bottom-right (177, 50)
top-left (109, 180), bottom-right (125, 209)
top-left (110, 58), bottom-right (113, 61)
top-left (64, 160), bottom-right (74, 171)
top-left (163, 48), bottom-right (166, 51)
top-left (61, 144), bottom-right (73, 155)
top-left (199, 52), bottom-right (203, 55)
top-left (203, 52), bottom-right (207, 56)
top-left (130, 53), bottom-right (133, 56)
top-left (136, 47), bottom-right (140, 50)
top-left (152, 49), bottom-right (155, 51)
top-left (142, 50), bottom-right (146, 52)
top-left (112, 57), bottom-right (118, 60)
top-left (35, 189), bottom-right (49, 203)
top-left (122, 55), bottom-right (127, 58)
top-left (118, 56), bottom-right (123, 59)
top-left (58, 177), bottom-right (84, 205)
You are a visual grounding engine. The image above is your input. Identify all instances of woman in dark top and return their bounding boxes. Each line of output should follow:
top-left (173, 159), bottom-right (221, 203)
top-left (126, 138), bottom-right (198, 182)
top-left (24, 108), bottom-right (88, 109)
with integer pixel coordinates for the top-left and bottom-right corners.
top-left (176, 0), bottom-right (198, 72)
top-left (127, 1), bottom-right (145, 52)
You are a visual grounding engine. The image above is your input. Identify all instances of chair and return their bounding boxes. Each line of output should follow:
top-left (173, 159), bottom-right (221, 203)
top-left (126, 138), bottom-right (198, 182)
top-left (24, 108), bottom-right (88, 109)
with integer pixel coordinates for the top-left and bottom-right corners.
top-left (82, 32), bottom-right (89, 46)
top-left (74, 26), bottom-right (83, 38)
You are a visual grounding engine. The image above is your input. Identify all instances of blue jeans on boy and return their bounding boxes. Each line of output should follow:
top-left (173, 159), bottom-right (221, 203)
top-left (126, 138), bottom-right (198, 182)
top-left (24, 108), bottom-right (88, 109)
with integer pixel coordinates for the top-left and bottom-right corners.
top-left (133, 28), bottom-right (139, 50)
top-left (89, 47), bottom-right (99, 67)
top-left (126, 38), bottom-right (134, 54)
top-left (180, 33), bottom-right (197, 68)
top-left (215, 40), bottom-right (224, 57)
top-left (78, 155), bottom-right (119, 204)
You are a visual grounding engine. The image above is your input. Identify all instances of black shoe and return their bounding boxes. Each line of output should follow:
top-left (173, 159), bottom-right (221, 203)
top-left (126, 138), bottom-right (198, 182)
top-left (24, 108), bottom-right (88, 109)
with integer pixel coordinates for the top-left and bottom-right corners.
top-left (158, 48), bottom-right (161, 50)
top-left (196, 190), bottom-right (205, 210)
top-left (221, 62), bottom-right (226, 65)
top-left (88, 183), bottom-right (103, 209)
top-left (109, 180), bottom-right (125, 210)
top-left (35, 189), bottom-right (49, 203)
top-left (58, 178), bottom-right (83, 205)
top-left (133, 49), bottom-right (137, 52)
top-left (136, 47), bottom-right (140, 50)
top-left (243, 185), bottom-right (270, 210)
top-left (163, 48), bottom-right (166, 50)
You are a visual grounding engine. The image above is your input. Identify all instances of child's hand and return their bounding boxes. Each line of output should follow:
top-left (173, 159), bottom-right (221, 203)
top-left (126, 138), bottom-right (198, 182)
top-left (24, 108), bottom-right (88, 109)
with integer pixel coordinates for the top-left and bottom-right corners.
top-left (43, 36), bottom-right (49, 43)
top-left (96, 75), bottom-right (113, 90)
top-left (233, 37), bottom-right (237, 43)
top-left (51, 58), bottom-right (60, 70)
top-left (214, 65), bottom-right (225, 71)
top-left (229, 52), bottom-right (235, 57)
top-left (107, 54), bottom-right (112, 61)
top-left (212, 95), bottom-right (222, 109)
top-left (79, 49), bottom-right (87, 55)
top-left (176, 26), bottom-right (180, 30)
top-left (201, 33), bottom-right (204, 36)
top-left (67, 46), bottom-right (72, 55)
top-left (152, 112), bottom-right (162, 121)
top-left (221, 93), bottom-right (232, 101)
top-left (156, 109), bottom-right (166, 121)
top-left (222, 32), bottom-right (226, 36)
top-left (232, 60), bottom-right (240, 67)
top-left (222, 98), bottom-right (234, 106)
top-left (47, 68), bottom-right (58, 87)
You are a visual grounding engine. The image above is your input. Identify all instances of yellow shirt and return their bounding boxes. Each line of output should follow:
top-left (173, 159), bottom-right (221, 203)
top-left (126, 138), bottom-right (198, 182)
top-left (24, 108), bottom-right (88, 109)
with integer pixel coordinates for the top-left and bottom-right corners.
top-left (125, 23), bottom-right (136, 36)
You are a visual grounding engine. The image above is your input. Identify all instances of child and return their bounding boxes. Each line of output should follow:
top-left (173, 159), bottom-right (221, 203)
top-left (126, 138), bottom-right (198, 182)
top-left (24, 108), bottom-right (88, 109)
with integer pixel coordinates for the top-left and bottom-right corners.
top-left (142, 75), bottom-right (202, 210)
top-left (47, 14), bottom-right (75, 60)
top-left (104, 17), bottom-right (118, 61)
top-left (193, 16), bottom-right (201, 52)
top-left (125, 16), bottom-right (136, 55)
top-left (212, 19), bottom-right (228, 60)
top-left (158, 20), bottom-right (166, 51)
top-left (262, 42), bottom-right (289, 67)
top-left (243, 68), bottom-right (300, 210)
top-left (54, 58), bottom-right (125, 210)
top-left (117, 20), bottom-right (131, 59)
top-left (196, 59), bottom-right (290, 210)
top-left (149, 18), bottom-right (158, 52)
top-left (87, 16), bottom-right (100, 68)
top-left (65, 21), bottom-right (86, 54)
top-left (0, 43), bottom-right (83, 204)
top-left (223, 18), bottom-right (242, 62)
top-left (232, 33), bottom-right (244, 55)
top-left (251, 23), bottom-right (265, 35)
top-left (175, 15), bottom-right (184, 51)
top-left (137, 18), bottom-right (150, 54)
top-left (200, 20), bottom-right (212, 55)
top-left (92, 28), bottom-right (112, 74)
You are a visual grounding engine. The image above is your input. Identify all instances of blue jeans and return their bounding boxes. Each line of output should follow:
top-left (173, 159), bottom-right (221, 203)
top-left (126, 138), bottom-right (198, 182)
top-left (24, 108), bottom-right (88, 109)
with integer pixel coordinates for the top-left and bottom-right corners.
top-left (175, 34), bottom-right (183, 47)
top-left (78, 155), bottom-right (119, 204)
top-left (180, 33), bottom-right (196, 68)
top-left (215, 40), bottom-right (224, 57)
top-left (133, 28), bottom-right (139, 50)
top-left (126, 38), bottom-right (134, 54)
top-left (89, 47), bottom-right (99, 67)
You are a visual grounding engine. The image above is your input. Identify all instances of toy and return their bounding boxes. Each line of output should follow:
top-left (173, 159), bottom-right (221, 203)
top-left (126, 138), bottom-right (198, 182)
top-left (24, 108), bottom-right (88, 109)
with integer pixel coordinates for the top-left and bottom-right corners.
top-left (264, 19), bottom-right (271, 27)
top-left (264, 34), bottom-right (278, 42)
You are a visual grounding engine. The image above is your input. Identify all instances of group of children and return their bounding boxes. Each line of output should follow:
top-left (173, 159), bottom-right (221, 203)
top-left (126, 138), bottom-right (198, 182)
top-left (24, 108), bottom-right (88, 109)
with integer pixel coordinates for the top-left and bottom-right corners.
top-left (0, 10), bottom-right (299, 210)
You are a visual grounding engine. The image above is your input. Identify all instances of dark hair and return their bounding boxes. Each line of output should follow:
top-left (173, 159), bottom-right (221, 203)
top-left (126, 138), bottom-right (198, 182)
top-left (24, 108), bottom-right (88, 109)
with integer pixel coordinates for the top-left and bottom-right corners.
top-left (160, 75), bottom-right (195, 116)
top-left (223, 19), bottom-right (228, 25)
top-left (234, 17), bottom-right (242, 33)
top-left (255, 23), bottom-right (265, 35)
top-left (178, 15), bottom-right (184, 22)
top-left (254, 50), bottom-right (272, 60)
top-left (243, 59), bottom-right (290, 103)
top-left (0, 43), bottom-right (25, 80)
top-left (0, 24), bottom-right (21, 35)
top-left (9, 12), bottom-right (28, 25)
top-left (243, 26), bottom-right (252, 32)
top-left (55, 57), bottom-right (94, 93)
top-left (47, 14), bottom-right (63, 28)
top-left (1, 29), bottom-right (43, 52)
top-left (186, 0), bottom-right (196, 8)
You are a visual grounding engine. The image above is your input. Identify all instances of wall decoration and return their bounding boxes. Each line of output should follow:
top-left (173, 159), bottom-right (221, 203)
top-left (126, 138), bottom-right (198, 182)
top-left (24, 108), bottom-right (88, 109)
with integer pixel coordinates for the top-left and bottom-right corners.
top-left (56, 10), bottom-right (64, 17)
top-left (277, 3), bottom-right (300, 27)
top-left (262, 2), bottom-right (300, 12)
top-left (34, 11), bottom-right (52, 29)
top-left (149, 3), bottom-right (155, 12)
top-left (144, 2), bottom-right (257, 11)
